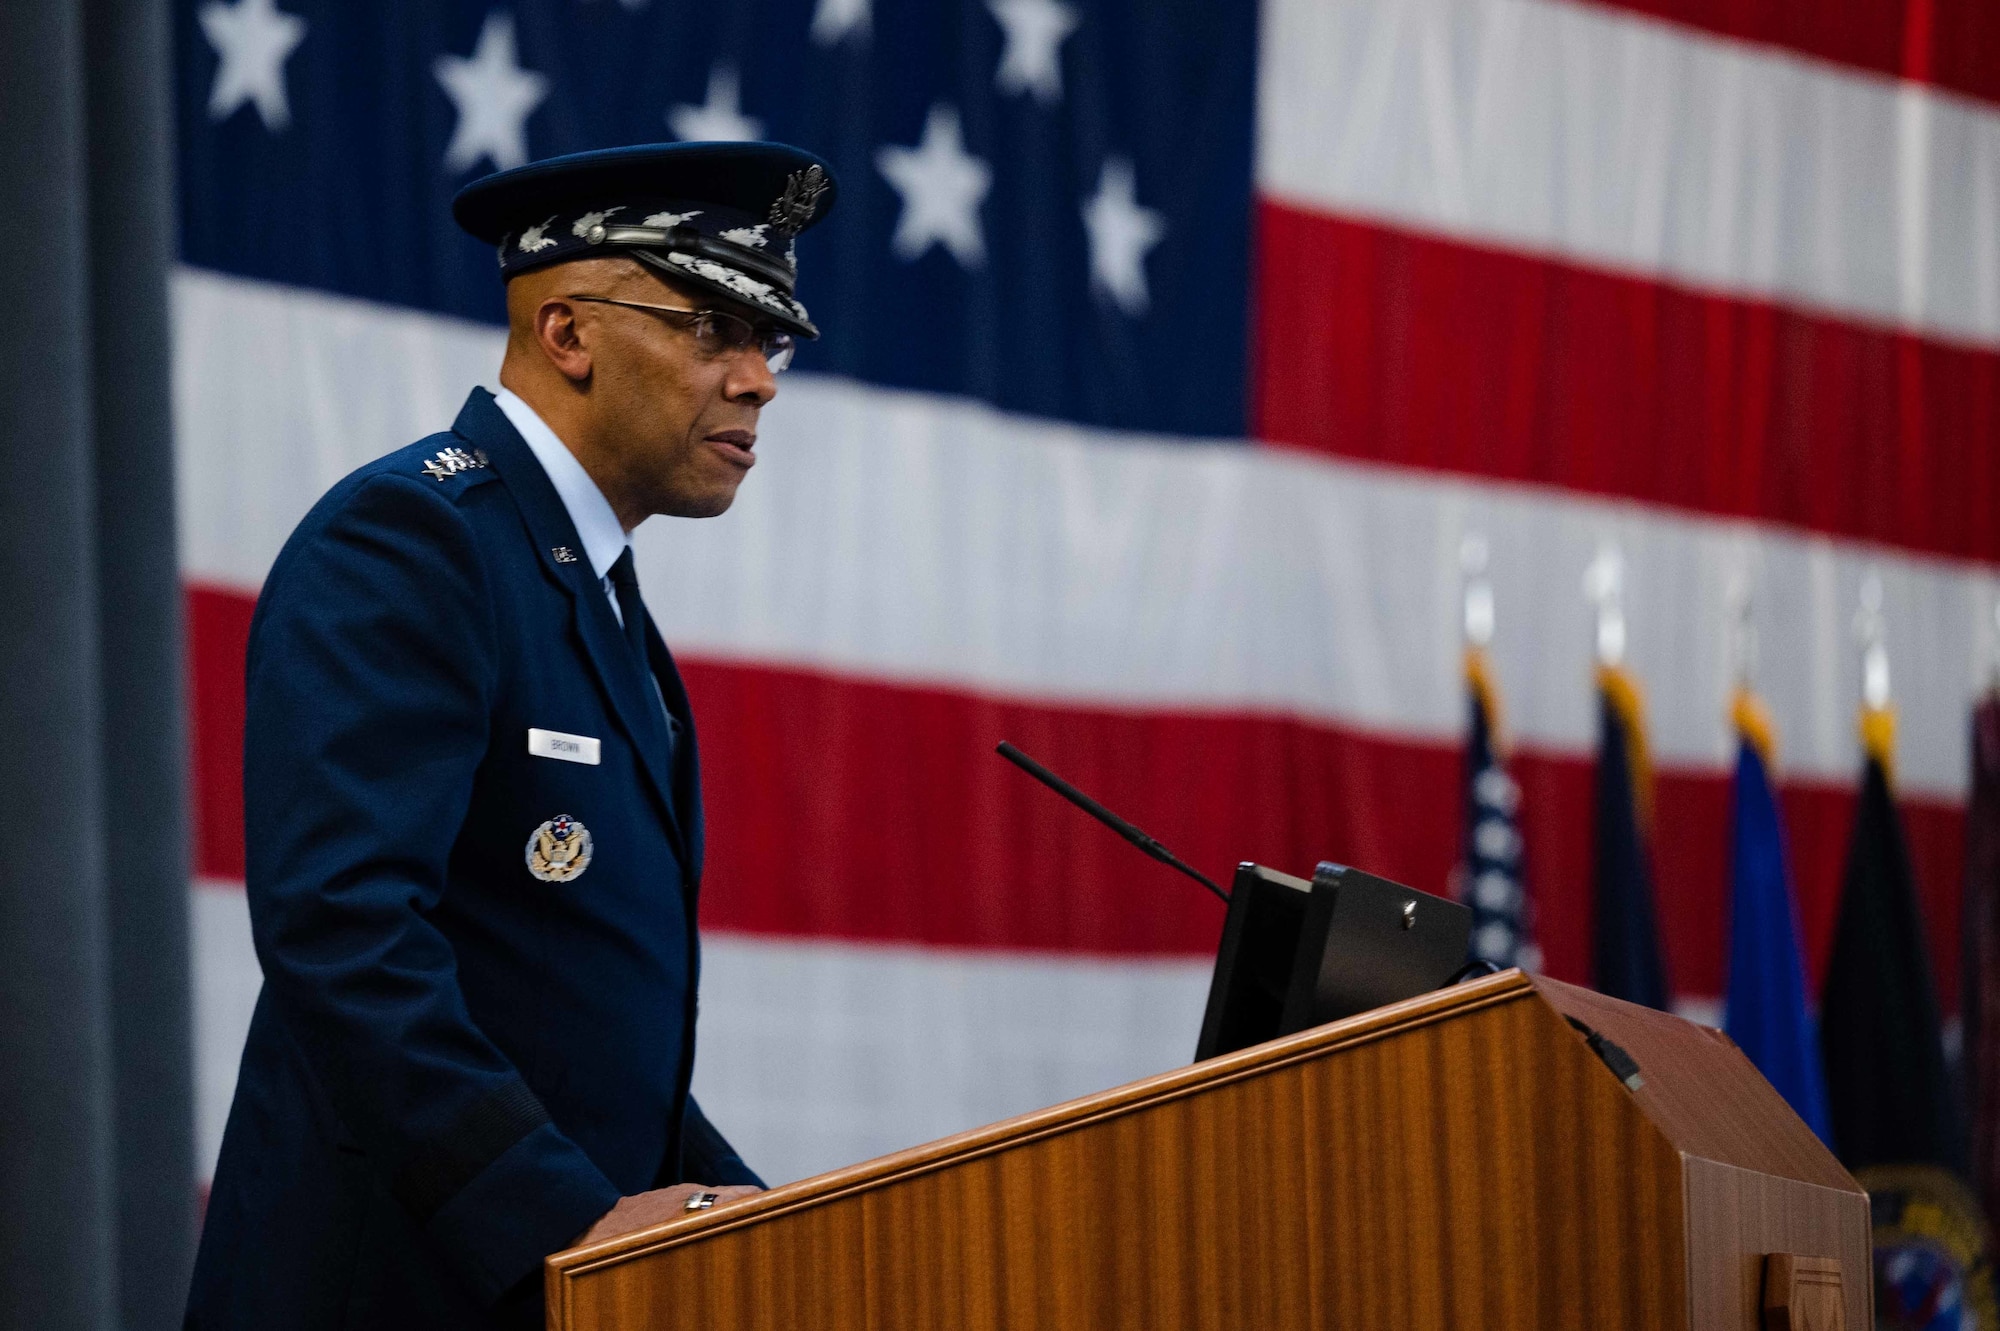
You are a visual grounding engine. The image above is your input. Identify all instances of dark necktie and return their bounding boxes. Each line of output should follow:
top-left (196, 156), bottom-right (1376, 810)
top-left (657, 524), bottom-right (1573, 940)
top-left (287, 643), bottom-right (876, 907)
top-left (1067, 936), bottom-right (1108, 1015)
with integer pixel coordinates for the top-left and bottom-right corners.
top-left (606, 548), bottom-right (681, 752)
top-left (606, 548), bottom-right (650, 670)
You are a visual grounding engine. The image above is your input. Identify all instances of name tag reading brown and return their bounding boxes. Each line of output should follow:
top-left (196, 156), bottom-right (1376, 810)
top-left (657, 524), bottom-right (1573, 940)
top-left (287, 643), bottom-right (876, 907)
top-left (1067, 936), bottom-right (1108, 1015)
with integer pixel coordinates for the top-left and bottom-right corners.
top-left (527, 728), bottom-right (601, 765)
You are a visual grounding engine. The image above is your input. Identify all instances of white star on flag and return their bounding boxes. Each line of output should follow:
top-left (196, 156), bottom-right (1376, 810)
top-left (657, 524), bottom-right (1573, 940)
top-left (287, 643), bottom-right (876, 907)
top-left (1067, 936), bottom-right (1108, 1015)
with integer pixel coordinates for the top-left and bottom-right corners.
top-left (434, 12), bottom-right (549, 174)
top-left (1081, 158), bottom-right (1165, 315)
top-left (876, 105), bottom-right (993, 268)
top-left (198, 0), bottom-right (308, 132)
top-left (811, 0), bottom-right (870, 45)
top-left (668, 65), bottom-right (763, 143)
top-left (987, 0), bottom-right (1079, 104)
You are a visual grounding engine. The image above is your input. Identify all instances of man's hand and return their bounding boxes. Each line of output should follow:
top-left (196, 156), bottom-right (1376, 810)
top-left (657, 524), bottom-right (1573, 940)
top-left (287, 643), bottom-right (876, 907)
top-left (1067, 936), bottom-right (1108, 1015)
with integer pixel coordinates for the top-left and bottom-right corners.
top-left (573, 1184), bottom-right (763, 1246)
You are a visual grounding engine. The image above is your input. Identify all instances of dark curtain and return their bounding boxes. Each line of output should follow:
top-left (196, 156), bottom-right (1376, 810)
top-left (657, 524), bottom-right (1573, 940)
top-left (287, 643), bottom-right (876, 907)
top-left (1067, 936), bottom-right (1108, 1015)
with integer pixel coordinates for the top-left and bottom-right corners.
top-left (0, 0), bottom-right (194, 1326)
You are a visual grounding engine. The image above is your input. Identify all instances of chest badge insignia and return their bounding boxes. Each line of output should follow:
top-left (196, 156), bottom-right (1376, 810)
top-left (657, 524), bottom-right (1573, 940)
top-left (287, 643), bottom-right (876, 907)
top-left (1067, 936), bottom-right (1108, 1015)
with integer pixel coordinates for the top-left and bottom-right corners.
top-left (525, 814), bottom-right (593, 883)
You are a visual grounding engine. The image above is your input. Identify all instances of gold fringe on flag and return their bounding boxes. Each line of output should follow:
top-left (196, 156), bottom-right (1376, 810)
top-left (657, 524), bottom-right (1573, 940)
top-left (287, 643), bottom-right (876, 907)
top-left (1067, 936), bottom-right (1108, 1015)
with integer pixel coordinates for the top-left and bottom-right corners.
top-left (1731, 687), bottom-right (1778, 768)
top-left (1598, 663), bottom-right (1653, 831)
top-left (1860, 702), bottom-right (1898, 786)
top-left (1465, 645), bottom-right (1508, 756)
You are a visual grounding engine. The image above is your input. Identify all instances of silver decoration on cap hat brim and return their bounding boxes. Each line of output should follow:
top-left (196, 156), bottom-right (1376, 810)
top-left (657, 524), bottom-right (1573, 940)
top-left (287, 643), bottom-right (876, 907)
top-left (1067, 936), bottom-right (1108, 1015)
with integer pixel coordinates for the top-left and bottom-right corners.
top-left (598, 222), bottom-right (797, 288)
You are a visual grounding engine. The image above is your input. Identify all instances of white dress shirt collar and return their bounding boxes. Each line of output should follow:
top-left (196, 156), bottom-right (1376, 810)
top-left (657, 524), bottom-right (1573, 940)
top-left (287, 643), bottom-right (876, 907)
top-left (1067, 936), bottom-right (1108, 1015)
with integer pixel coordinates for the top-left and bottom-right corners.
top-left (493, 386), bottom-right (629, 582)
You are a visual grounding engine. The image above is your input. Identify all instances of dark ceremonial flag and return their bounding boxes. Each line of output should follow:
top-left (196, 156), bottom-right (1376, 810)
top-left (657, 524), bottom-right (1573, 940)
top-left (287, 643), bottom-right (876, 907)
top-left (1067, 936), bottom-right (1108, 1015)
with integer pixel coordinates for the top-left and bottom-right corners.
top-left (1966, 692), bottom-right (2000, 1228)
top-left (1591, 666), bottom-right (1670, 1010)
top-left (1722, 692), bottom-right (1831, 1143)
top-left (1460, 648), bottom-right (1536, 971)
top-left (1827, 712), bottom-right (1992, 1324)
top-left (1820, 714), bottom-right (1964, 1172)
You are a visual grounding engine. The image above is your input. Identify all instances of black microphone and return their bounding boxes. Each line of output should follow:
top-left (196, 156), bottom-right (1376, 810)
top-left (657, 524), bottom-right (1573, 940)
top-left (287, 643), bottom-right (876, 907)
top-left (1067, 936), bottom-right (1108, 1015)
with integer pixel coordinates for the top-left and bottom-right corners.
top-left (995, 741), bottom-right (1230, 906)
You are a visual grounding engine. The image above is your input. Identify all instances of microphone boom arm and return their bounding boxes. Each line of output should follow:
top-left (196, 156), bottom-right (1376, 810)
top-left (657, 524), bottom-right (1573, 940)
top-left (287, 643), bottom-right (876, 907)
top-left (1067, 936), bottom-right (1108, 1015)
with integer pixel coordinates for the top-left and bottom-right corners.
top-left (995, 741), bottom-right (1230, 905)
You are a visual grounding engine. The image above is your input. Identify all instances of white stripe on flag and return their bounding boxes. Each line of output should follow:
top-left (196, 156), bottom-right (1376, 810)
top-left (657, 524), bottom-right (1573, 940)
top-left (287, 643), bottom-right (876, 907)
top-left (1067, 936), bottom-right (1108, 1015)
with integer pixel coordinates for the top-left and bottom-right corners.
top-left (174, 267), bottom-right (2000, 798)
top-left (690, 935), bottom-right (1210, 1184)
top-left (173, 268), bottom-right (505, 589)
top-left (188, 881), bottom-right (1210, 1184)
top-left (1256, 0), bottom-right (2000, 346)
top-left (193, 879), bottom-right (260, 1177)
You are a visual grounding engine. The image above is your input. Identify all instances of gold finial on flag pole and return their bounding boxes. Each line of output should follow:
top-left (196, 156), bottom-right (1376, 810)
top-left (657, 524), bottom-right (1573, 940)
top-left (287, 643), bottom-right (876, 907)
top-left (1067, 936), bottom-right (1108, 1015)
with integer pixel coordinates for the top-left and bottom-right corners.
top-left (1726, 568), bottom-right (1776, 765)
top-left (1855, 571), bottom-right (1896, 777)
top-left (1584, 543), bottom-right (1626, 668)
top-left (1727, 568), bottom-right (1757, 692)
top-left (1586, 542), bottom-right (1650, 827)
top-left (1988, 592), bottom-right (2000, 692)
top-left (1461, 532), bottom-right (1493, 648)
top-left (1461, 531), bottom-right (1507, 750)
top-left (1856, 572), bottom-right (1890, 710)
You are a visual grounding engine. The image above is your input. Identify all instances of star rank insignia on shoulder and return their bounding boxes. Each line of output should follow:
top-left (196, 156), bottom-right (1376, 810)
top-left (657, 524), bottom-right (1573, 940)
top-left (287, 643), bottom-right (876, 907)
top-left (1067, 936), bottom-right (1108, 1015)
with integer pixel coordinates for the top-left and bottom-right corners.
top-left (421, 446), bottom-right (490, 481)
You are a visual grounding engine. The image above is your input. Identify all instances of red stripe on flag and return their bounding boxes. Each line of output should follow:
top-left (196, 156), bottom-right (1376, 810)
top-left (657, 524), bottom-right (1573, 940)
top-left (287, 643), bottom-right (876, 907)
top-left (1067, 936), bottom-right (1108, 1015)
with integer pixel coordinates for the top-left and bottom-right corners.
top-left (683, 655), bottom-right (1459, 957)
top-left (187, 585), bottom-right (1966, 1010)
top-left (1576, 0), bottom-right (2000, 106)
top-left (188, 583), bottom-right (252, 883)
top-left (1252, 203), bottom-right (2000, 567)
top-left (687, 656), bottom-right (1965, 1010)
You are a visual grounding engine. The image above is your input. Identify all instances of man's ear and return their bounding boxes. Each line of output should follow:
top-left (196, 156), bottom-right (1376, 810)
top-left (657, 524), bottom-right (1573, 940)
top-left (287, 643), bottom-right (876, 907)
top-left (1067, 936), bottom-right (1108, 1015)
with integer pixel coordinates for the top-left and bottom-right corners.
top-left (534, 297), bottom-right (593, 384)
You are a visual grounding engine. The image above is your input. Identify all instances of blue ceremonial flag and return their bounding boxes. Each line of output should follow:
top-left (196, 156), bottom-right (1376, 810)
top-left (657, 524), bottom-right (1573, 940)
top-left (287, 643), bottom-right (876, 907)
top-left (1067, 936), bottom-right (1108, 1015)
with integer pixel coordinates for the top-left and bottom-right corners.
top-left (1591, 665), bottom-right (1670, 1010)
top-left (1461, 649), bottom-right (1537, 971)
top-left (1722, 693), bottom-right (1832, 1143)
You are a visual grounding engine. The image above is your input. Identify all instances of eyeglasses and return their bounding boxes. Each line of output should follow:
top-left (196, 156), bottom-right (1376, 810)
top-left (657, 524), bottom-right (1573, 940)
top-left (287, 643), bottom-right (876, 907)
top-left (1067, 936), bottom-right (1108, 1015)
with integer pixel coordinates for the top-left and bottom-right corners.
top-left (567, 294), bottom-right (796, 373)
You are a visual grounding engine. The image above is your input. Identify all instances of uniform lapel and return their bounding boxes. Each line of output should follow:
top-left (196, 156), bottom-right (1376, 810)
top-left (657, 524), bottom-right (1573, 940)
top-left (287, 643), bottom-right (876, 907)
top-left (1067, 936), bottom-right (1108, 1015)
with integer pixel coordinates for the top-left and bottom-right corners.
top-left (450, 390), bottom-right (691, 868)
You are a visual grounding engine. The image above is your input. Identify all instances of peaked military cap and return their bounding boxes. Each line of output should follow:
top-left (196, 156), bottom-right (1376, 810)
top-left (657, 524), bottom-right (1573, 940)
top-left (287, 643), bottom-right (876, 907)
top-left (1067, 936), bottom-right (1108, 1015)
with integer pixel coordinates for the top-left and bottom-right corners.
top-left (453, 142), bottom-right (838, 338)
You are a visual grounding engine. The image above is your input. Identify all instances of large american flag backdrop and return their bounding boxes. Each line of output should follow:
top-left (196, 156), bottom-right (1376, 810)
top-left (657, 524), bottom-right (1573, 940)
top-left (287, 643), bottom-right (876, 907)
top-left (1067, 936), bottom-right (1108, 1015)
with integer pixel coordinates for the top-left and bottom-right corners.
top-left (179, 0), bottom-right (2000, 1186)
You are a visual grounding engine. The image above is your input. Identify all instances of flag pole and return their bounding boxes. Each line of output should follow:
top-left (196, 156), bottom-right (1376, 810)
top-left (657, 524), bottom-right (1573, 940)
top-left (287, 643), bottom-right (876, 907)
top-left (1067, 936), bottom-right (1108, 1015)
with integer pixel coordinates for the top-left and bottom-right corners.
top-left (1460, 532), bottom-right (1502, 746)
top-left (1728, 568), bottom-right (1757, 693)
top-left (1584, 543), bottom-right (1626, 669)
top-left (1988, 592), bottom-right (2000, 694)
top-left (1728, 571), bottom-right (1776, 764)
top-left (1461, 532), bottom-right (1494, 650)
top-left (1821, 564), bottom-right (1969, 1187)
top-left (1722, 564), bottom-right (1831, 1140)
top-left (1855, 570), bottom-right (1895, 780)
top-left (1584, 540), bottom-right (1668, 1008)
top-left (1457, 531), bottom-right (1535, 972)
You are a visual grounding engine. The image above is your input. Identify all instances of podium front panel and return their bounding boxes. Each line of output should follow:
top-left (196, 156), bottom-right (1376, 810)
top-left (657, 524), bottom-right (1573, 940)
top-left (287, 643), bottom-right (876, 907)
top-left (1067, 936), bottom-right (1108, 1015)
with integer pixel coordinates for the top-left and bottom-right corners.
top-left (546, 975), bottom-right (1797, 1331)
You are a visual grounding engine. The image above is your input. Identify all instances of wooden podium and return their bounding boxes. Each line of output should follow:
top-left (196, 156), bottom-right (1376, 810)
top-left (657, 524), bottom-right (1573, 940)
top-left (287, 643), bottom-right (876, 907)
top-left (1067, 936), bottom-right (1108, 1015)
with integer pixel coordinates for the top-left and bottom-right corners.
top-left (545, 970), bottom-right (1870, 1330)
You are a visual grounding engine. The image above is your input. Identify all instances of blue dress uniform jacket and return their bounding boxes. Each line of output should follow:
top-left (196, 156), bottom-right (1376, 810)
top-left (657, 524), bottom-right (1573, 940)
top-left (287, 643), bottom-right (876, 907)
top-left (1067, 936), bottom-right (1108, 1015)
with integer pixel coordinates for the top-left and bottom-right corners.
top-left (186, 388), bottom-right (760, 1330)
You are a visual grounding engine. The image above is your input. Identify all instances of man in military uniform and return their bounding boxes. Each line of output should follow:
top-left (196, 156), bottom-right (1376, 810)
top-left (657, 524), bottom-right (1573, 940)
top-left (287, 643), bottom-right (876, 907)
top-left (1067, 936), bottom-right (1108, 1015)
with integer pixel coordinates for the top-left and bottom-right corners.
top-left (186, 142), bottom-right (836, 1329)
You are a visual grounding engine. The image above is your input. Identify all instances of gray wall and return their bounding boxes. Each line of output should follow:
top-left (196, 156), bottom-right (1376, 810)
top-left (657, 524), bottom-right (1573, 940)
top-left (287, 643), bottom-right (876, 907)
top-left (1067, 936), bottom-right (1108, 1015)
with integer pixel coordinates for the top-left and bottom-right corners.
top-left (0, 0), bottom-right (194, 1325)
